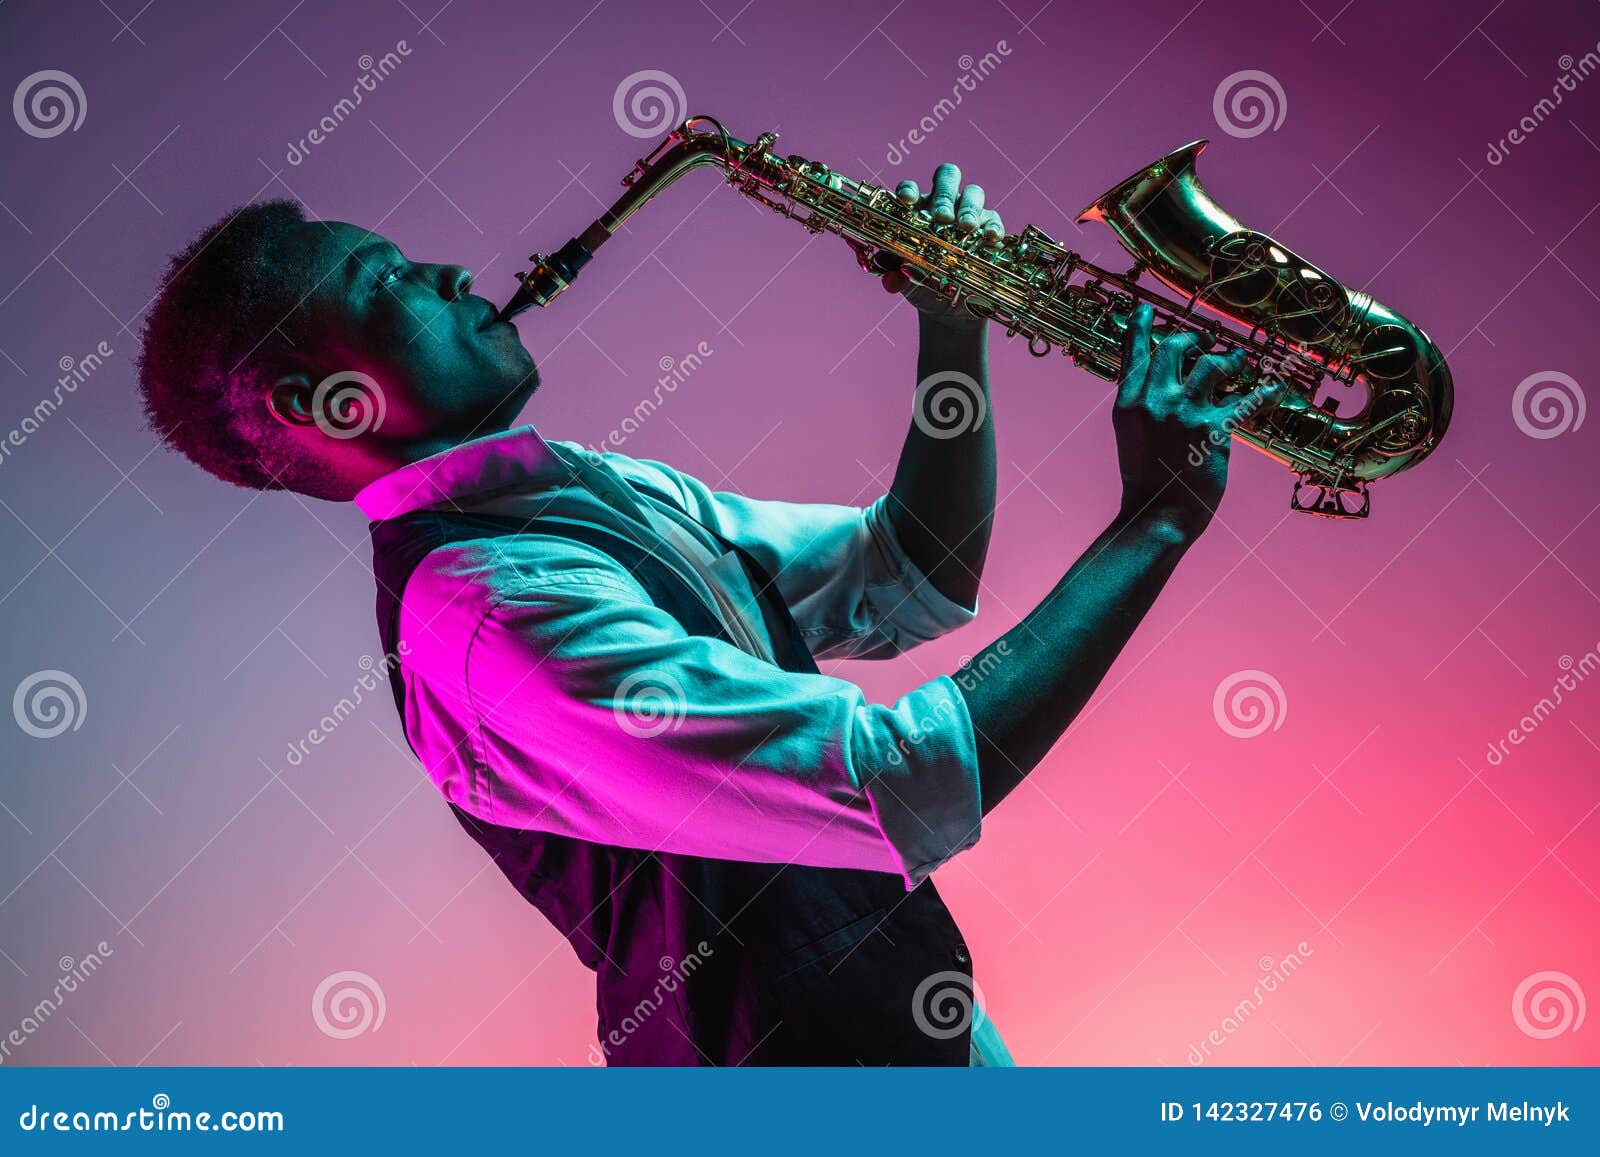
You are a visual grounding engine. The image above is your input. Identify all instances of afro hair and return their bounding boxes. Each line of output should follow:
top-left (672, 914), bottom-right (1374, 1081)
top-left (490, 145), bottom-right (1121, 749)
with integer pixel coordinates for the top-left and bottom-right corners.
top-left (136, 199), bottom-right (322, 493)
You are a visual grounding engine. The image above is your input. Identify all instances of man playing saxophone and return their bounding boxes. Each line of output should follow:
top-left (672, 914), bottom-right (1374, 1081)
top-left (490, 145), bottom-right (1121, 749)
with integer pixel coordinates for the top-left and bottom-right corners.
top-left (135, 158), bottom-right (1275, 1065)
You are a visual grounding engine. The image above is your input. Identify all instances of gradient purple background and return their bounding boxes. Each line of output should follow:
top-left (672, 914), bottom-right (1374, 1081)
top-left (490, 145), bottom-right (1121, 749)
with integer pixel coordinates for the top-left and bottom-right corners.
top-left (1, 0), bottom-right (1596, 1066)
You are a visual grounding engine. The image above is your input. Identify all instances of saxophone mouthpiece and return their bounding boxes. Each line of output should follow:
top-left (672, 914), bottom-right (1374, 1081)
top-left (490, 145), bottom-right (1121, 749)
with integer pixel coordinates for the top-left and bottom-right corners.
top-left (499, 235), bottom-right (601, 321)
top-left (496, 285), bottom-right (538, 323)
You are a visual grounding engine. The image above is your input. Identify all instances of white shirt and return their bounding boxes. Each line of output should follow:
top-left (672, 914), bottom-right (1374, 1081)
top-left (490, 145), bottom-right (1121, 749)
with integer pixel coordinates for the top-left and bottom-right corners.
top-left (353, 424), bottom-right (986, 889)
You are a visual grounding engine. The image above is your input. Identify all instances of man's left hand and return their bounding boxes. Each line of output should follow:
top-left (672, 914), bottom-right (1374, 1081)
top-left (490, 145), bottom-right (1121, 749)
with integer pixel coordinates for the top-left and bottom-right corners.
top-left (882, 162), bottom-right (1004, 331)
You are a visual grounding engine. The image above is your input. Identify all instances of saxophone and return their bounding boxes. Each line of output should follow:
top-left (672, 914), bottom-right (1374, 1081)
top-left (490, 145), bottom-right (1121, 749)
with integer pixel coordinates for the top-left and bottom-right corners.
top-left (499, 116), bottom-right (1453, 519)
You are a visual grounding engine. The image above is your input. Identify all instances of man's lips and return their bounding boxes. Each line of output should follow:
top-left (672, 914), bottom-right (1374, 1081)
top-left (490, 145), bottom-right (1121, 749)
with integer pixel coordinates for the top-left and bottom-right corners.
top-left (472, 298), bottom-right (509, 332)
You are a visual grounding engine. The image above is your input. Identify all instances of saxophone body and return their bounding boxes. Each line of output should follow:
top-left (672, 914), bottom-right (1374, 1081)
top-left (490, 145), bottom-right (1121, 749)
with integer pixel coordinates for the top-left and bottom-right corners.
top-left (502, 117), bottom-right (1453, 519)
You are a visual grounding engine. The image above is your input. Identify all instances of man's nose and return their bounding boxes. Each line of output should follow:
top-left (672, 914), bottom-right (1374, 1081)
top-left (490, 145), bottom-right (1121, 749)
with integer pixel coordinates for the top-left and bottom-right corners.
top-left (433, 263), bottom-right (473, 300)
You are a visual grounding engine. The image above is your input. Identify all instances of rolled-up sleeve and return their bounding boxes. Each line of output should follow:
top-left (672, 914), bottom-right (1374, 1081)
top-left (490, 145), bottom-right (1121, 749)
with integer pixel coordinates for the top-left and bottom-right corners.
top-left (400, 545), bottom-right (982, 889)
top-left (601, 452), bottom-right (978, 660)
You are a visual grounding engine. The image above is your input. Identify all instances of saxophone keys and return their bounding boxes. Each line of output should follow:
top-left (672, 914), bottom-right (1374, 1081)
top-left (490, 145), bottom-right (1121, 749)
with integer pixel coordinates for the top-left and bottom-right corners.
top-left (1291, 477), bottom-right (1371, 519)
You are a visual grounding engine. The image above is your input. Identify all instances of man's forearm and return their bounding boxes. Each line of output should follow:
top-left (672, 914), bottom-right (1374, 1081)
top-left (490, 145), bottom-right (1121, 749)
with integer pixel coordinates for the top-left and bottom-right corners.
top-left (886, 315), bottom-right (995, 609)
top-left (954, 509), bottom-right (1197, 814)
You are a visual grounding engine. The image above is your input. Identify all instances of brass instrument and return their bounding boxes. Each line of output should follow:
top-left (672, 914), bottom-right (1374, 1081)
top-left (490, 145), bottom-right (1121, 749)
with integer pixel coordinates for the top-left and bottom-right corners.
top-left (500, 116), bottom-right (1453, 518)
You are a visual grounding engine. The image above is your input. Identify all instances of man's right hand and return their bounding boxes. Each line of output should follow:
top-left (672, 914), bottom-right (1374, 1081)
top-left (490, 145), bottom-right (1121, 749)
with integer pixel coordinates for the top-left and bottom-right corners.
top-left (1111, 302), bottom-right (1281, 537)
top-left (950, 302), bottom-right (1286, 816)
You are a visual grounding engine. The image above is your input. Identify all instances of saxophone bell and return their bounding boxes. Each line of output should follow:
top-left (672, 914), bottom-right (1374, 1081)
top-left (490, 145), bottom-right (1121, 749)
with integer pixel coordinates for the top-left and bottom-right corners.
top-left (1077, 139), bottom-right (1452, 516)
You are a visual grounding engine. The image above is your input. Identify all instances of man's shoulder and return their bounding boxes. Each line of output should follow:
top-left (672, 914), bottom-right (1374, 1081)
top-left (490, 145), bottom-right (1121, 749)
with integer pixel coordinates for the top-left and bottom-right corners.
top-left (550, 439), bottom-right (696, 512)
top-left (400, 526), bottom-right (649, 631)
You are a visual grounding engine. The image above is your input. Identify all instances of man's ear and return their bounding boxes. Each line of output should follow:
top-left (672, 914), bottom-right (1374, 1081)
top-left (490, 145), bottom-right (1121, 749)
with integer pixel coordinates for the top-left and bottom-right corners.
top-left (266, 372), bottom-right (317, 428)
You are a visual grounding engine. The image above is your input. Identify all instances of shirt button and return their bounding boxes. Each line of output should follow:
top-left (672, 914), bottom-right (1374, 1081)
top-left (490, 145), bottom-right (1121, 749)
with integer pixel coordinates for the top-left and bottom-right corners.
top-left (952, 945), bottom-right (970, 967)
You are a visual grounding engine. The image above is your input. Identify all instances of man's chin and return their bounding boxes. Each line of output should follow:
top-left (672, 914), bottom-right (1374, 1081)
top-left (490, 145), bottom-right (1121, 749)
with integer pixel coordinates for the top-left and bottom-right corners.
top-left (479, 363), bottom-right (540, 430)
top-left (500, 341), bottom-right (539, 384)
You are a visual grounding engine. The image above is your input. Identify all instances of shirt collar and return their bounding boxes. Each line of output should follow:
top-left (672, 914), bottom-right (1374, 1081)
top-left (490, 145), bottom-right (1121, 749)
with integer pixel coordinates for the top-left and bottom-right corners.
top-left (353, 424), bottom-right (576, 521)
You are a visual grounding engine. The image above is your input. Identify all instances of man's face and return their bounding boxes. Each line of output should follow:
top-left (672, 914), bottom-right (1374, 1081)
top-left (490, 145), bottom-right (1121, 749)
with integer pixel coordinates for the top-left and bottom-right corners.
top-left (276, 220), bottom-right (539, 449)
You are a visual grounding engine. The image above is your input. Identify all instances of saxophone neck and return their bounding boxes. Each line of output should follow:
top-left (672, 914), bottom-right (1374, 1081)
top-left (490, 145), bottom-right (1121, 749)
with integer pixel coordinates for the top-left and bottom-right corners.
top-left (499, 117), bottom-right (772, 321)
